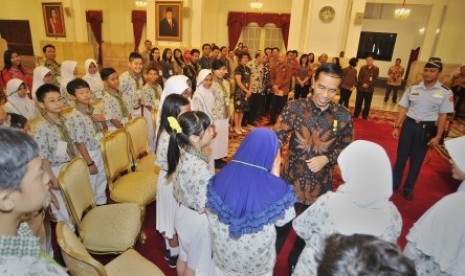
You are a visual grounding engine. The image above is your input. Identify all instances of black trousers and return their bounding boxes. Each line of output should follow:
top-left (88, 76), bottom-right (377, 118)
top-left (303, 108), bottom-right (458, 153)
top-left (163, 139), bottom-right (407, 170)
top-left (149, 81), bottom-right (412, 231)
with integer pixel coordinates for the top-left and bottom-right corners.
top-left (338, 88), bottom-right (352, 108)
top-left (393, 118), bottom-right (429, 192)
top-left (354, 91), bottom-right (374, 119)
top-left (269, 94), bottom-right (287, 124)
top-left (385, 85), bottom-right (401, 102)
top-left (246, 93), bottom-right (265, 123)
top-left (294, 84), bottom-right (310, 99)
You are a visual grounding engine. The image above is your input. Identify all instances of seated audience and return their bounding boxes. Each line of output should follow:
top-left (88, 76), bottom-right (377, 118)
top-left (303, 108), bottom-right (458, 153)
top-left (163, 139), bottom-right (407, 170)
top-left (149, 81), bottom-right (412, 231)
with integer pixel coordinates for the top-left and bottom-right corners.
top-left (83, 58), bottom-right (104, 99)
top-left (207, 128), bottom-right (296, 276)
top-left (292, 140), bottom-right (402, 276)
top-left (317, 233), bottom-right (416, 276)
top-left (32, 66), bottom-right (54, 99)
top-left (0, 127), bottom-right (67, 275)
top-left (1, 50), bottom-right (33, 91)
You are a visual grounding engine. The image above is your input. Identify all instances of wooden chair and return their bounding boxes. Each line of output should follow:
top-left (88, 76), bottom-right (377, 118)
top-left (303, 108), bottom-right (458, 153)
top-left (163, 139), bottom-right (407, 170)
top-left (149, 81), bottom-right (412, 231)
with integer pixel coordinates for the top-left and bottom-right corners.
top-left (58, 158), bottom-right (142, 254)
top-left (56, 222), bottom-right (165, 276)
top-left (100, 129), bottom-right (156, 207)
top-left (125, 117), bottom-right (160, 174)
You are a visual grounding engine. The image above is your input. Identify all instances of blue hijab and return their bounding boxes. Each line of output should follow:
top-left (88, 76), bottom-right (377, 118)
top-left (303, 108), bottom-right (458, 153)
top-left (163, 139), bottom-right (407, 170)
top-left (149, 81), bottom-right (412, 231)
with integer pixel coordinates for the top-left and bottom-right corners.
top-left (207, 128), bottom-right (296, 238)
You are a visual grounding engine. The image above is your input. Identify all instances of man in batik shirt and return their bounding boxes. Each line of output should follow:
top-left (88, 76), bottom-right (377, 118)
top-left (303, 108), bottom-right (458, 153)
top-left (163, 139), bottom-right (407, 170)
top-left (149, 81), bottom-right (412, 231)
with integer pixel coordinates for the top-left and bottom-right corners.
top-left (275, 63), bottom-right (353, 206)
top-left (40, 44), bottom-right (61, 86)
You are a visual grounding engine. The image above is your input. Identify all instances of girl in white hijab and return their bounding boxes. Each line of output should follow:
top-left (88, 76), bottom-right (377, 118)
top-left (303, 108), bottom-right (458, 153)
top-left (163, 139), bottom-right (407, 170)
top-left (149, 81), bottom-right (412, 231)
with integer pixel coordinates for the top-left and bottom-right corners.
top-left (404, 136), bottom-right (465, 276)
top-left (83, 59), bottom-right (104, 99)
top-left (60, 60), bottom-right (78, 107)
top-left (156, 75), bottom-right (191, 135)
top-left (4, 78), bottom-right (38, 119)
top-left (292, 140), bottom-right (402, 276)
top-left (32, 66), bottom-right (53, 99)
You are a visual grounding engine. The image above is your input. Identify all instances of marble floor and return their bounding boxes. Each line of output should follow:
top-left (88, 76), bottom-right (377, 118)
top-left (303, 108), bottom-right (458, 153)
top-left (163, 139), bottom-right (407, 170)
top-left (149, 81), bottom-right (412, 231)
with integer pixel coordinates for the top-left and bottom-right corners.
top-left (334, 87), bottom-right (402, 113)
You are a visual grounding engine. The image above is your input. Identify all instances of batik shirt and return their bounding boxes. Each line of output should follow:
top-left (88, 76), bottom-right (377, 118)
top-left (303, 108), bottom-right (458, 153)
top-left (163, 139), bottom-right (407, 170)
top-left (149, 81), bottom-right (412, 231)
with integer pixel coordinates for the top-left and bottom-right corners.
top-left (0, 223), bottom-right (67, 276)
top-left (141, 83), bottom-right (162, 109)
top-left (119, 71), bottom-right (144, 109)
top-left (173, 147), bottom-right (212, 213)
top-left (208, 207), bottom-right (295, 275)
top-left (33, 117), bottom-right (74, 167)
top-left (275, 99), bottom-right (353, 205)
top-left (210, 78), bottom-right (230, 120)
top-left (41, 60), bottom-right (61, 86)
top-left (102, 88), bottom-right (130, 126)
top-left (65, 108), bottom-right (102, 151)
top-left (247, 61), bottom-right (265, 94)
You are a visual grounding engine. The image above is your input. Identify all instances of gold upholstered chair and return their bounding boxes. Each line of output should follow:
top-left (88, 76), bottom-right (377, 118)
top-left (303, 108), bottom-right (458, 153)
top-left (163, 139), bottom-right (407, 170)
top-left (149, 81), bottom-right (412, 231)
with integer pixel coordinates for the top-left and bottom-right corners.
top-left (91, 99), bottom-right (104, 114)
top-left (100, 129), bottom-right (156, 207)
top-left (58, 158), bottom-right (142, 254)
top-left (125, 117), bottom-right (160, 174)
top-left (56, 222), bottom-right (165, 276)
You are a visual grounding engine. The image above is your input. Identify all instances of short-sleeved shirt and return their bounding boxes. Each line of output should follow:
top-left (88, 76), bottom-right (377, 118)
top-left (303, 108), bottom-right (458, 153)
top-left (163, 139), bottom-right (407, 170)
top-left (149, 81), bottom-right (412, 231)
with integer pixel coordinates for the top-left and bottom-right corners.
top-left (102, 89), bottom-right (130, 125)
top-left (65, 109), bottom-right (101, 151)
top-left (399, 81), bottom-right (454, 121)
top-left (118, 71), bottom-right (143, 109)
top-left (387, 65), bottom-right (405, 86)
top-left (173, 147), bottom-right (212, 212)
top-left (0, 223), bottom-right (67, 276)
top-left (247, 61), bottom-right (265, 94)
top-left (141, 83), bottom-right (161, 109)
top-left (33, 117), bottom-right (73, 167)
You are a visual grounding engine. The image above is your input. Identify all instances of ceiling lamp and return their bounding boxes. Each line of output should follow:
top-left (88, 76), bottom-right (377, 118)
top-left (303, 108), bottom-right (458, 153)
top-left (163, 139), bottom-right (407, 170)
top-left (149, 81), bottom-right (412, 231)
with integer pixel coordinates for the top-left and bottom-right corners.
top-left (250, 0), bottom-right (264, 10)
top-left (135, 1), bottom-right (147, 8)
top-left (394, 0), bottom-right (411, 20)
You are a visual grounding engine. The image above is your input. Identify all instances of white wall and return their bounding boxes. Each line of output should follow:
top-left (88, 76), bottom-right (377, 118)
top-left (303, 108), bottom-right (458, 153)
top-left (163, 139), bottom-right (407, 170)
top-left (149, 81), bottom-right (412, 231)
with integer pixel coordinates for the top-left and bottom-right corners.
top-left (434, 0), bottom-right (465, 64)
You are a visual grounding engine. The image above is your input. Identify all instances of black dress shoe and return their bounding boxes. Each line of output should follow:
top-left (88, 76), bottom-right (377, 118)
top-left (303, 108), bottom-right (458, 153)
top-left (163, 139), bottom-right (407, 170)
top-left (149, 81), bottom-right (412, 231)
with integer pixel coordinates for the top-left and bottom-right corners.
top-left (403, 190), bottom-right (414, 200)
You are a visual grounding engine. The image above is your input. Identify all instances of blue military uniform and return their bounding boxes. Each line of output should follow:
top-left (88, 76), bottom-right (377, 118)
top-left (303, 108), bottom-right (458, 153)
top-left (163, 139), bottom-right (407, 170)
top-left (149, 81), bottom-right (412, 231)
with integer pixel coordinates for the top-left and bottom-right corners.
top-left (393, 81), bottom-right (454, 196)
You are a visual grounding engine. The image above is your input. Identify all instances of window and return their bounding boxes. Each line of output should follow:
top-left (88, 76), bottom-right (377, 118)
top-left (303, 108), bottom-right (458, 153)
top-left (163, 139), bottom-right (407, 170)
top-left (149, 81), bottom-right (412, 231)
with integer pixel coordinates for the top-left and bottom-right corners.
top-left (357, 32), bottom-right (397, 61)
top-left (242, 23), bottom-right (261, 54)
top-left (264, 23), bottom-right (283, 49)
top-left (241, 23), bottom-right (284, 54)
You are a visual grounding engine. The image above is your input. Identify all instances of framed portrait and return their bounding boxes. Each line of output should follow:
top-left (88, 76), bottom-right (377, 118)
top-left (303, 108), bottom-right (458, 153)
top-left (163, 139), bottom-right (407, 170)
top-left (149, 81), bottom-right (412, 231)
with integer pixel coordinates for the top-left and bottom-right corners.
top-left (42, 2), bottom-right (66, 37)
top-left (155, 1), bottom-right (183, 42)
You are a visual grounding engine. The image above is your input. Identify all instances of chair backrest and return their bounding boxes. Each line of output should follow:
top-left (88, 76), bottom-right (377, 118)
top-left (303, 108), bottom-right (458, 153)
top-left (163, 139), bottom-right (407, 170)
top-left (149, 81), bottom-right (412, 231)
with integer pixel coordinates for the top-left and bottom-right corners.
top-left (56, 222), bottom-right (107, 276)
top-left (125, 117), bottom-right (150, 162)
top-left (58, 158), bottom-right (96, 228)
top-left (151, 109), bottom-right (158, 135)
top-left (92, 99), bottom-right (104, 114)
top-left (100, 129), bottom-right (131, 189)
top-left (27, 116), bottom-right (43, 135)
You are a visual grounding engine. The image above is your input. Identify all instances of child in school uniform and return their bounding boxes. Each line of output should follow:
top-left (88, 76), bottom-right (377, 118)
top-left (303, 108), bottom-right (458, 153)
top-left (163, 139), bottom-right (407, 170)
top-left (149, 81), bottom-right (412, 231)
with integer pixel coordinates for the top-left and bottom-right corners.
top-left (32, 83), bottom-right (76, 231)
top-left (101, 67), bottom-right (131, 131)
top-left (60, 60), bottom-right (77, 108)
top-left (119, 52), bottom-right (145, 118)
top-left (141, 67), bottom-right (162, 151)
top-left (167, 111), bottom-right (215, 275)
top-left (65, 78), bottom-right (108, 205)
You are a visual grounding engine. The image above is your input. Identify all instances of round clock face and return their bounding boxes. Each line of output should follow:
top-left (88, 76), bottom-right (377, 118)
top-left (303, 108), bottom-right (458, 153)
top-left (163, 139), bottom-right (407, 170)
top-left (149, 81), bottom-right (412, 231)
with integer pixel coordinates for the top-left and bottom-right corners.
top-left (319, 6), bottom-right (335, 23)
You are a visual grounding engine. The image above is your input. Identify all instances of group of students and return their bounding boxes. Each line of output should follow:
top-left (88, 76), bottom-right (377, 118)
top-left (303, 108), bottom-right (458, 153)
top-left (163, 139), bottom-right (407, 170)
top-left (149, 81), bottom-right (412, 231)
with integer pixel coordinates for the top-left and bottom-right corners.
top-left (1, 41), bottom-right (465, 276)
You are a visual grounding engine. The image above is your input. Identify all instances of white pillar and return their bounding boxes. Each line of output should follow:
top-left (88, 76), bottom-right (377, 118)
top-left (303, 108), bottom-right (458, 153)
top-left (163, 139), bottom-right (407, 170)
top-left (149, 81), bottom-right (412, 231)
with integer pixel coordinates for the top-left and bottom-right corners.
top-left (344, 0), bottom-right (366, 58)
top-left (419, 3), bottom-right (444, 61)
top-left (288, 0), bottom-right (305, 50)
top-left (191, 0), bottom-right (203, 49)
top-left (147, 0), bottom-right (156, 44)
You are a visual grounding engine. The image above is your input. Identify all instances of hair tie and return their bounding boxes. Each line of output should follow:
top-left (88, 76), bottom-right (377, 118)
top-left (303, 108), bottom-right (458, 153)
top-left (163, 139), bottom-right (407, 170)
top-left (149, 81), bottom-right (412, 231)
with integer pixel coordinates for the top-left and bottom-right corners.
top-left (167, 116), bottom-right (183, 134)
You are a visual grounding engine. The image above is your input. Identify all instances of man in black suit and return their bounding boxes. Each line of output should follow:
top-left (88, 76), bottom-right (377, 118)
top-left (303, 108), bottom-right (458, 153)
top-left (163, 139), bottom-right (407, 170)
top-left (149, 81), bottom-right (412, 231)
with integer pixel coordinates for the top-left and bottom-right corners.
top-left (159, 7), bottom-right (178, 37)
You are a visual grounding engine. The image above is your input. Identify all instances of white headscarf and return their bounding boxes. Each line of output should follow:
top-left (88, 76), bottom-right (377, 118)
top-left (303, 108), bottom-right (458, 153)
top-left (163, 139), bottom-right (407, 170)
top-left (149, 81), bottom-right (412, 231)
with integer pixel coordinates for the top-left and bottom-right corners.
top-left (60, 60), bottom-right (77, 92)
top-left (445, 136), bottom-right (465, 192)
top-left (406, 192), bottom-right (465, 275)
top-left (191, 69), bottom-right (213, 117)
top-left (83, 59), bottom-right (103, 93)
top-left (32, 66), bottom-right (51, 98)
top-left (5, 79), bottom-right (37, 119)
top-left (156, 75), bottom-right (191, 131)
top-left (328, 140), bottom-right (396, 236)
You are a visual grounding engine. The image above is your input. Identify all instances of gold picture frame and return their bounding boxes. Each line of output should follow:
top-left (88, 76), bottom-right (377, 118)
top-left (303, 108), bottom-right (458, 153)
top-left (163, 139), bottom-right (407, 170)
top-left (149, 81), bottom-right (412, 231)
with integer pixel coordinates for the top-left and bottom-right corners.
top-left (42, 2), bottom-right (66, 37)
top-left (155, 1), bottom-right (183, 42)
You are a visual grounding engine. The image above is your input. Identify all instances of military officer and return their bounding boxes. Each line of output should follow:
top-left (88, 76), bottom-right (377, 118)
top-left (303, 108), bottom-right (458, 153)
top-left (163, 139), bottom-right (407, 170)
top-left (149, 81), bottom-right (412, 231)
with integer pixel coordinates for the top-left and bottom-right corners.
top-left (392, 57), bottom-right (454, 200)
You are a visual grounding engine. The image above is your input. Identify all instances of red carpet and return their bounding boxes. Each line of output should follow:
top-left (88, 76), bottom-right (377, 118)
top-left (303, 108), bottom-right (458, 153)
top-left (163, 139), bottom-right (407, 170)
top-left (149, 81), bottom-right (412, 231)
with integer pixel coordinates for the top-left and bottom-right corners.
top-left (53, 113), bottom-right (460, 276)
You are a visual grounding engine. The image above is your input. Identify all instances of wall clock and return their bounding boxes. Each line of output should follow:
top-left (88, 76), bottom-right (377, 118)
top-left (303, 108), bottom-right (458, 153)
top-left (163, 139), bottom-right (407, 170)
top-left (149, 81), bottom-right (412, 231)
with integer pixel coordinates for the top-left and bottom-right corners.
top-left (319, 6), bottom-right (335, 23)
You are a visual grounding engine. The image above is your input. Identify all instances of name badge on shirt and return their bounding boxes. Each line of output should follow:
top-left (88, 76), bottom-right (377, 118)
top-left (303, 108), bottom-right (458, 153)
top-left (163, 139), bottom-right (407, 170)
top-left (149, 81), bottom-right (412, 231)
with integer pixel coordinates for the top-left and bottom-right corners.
top-left (94, 131), bottom-right (104, 141)
top-left (369, 76), bottom-right (373, 82)
top-left (121, 117), bottom-right (129, 125)
top-left (158, 70), bottom-right (163, 76)
top-left (55, 141), bottom-right (68, 157)
top-left (169, 70), bottom-right (173, 75)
